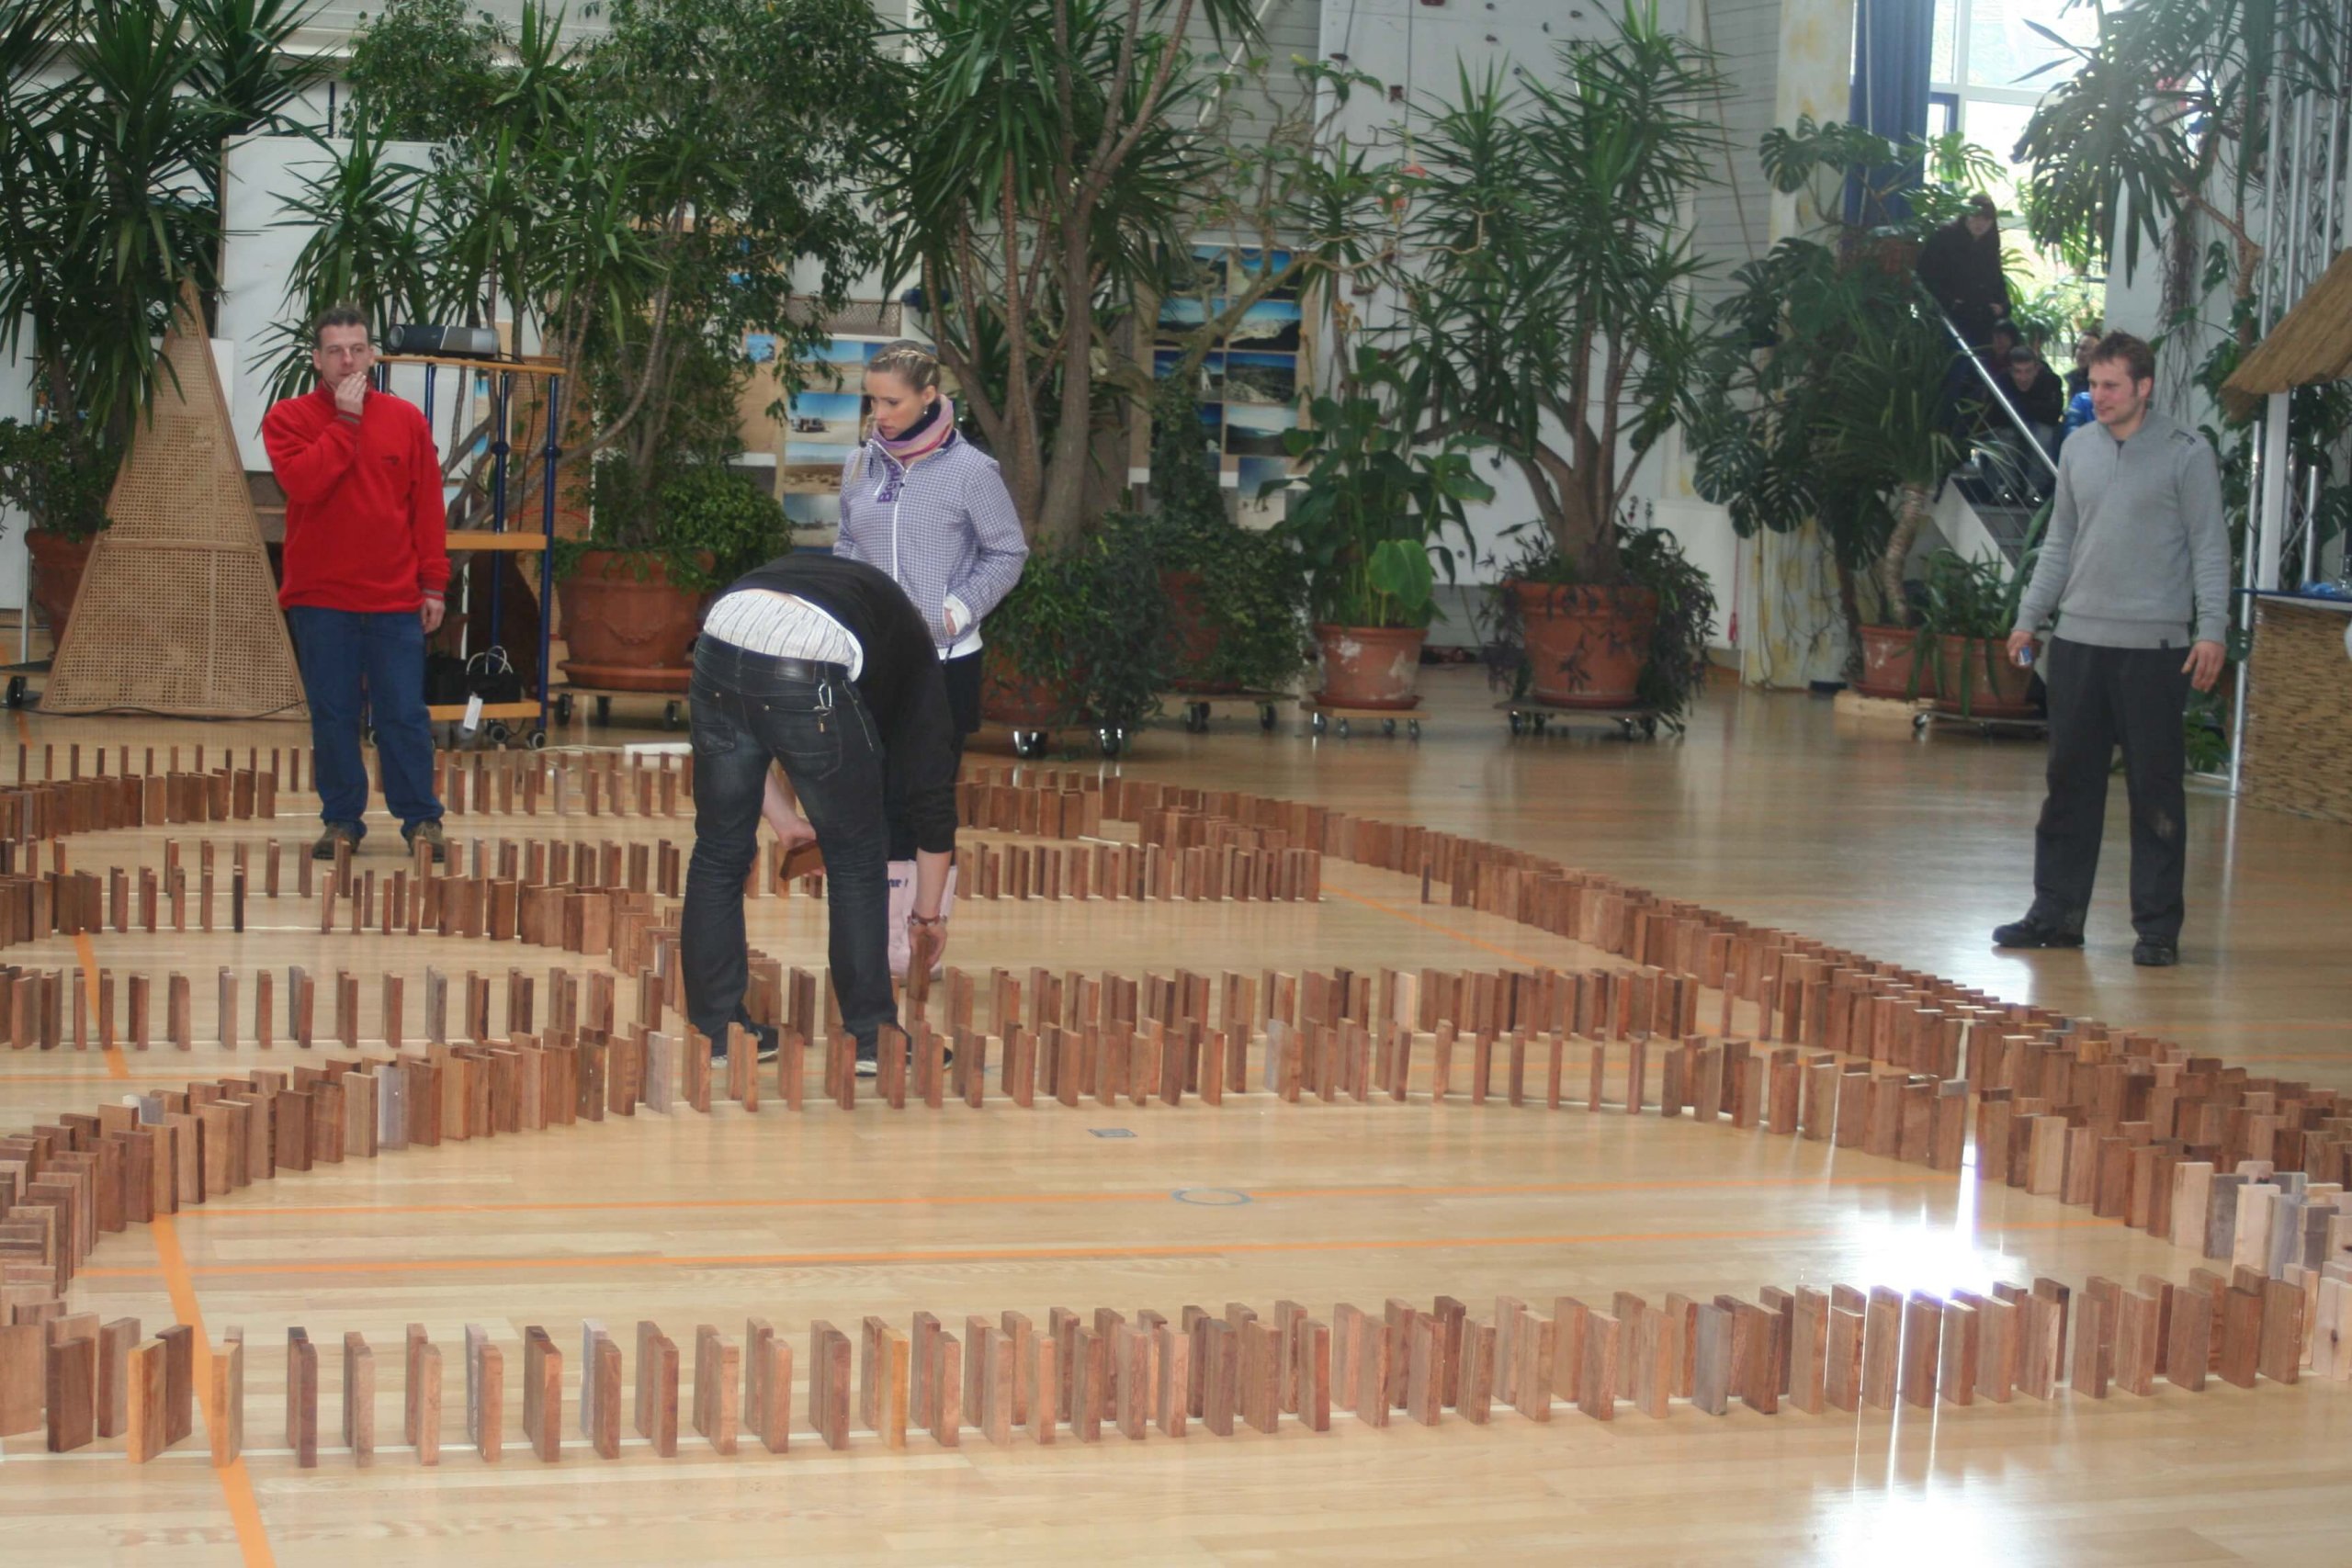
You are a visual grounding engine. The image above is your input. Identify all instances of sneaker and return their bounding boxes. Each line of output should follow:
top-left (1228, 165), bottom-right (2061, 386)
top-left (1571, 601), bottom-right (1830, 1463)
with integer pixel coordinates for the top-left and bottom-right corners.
top-left (2132, 940), bottom-right (2179, 967)
top-left (311, 821), bottom-right (361, 861)
top-left (854, 1042), bottom-right (880, 1078)
top-left (403, 819), bottom-right (447, 863)
top-left (752, 1023), bottom-right (780, 1064)
top-left (1991, 913), bottom-right (2084, 949)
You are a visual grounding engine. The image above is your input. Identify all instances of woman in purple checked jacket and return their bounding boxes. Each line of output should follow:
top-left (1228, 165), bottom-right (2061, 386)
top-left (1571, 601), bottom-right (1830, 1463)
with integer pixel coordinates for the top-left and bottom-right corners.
top-left (832, 340), bottom-right (1028, 973)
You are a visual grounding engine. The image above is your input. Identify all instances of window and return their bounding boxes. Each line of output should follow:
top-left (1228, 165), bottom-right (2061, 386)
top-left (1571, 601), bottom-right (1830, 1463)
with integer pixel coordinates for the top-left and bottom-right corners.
top-left (1930, 0), bottom-right (2098, 201)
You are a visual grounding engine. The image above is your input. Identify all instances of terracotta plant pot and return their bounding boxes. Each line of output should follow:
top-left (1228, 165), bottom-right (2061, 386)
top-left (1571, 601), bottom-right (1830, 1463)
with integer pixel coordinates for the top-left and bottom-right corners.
top-left (1510, 581), bottom-right (1658, 708)
top-left (979, 645), bottom-right (1072, 728)
top-left (1161, 570), bottom-right (1238, 694)
top-left (1853, 622), bottom-right (1923, 700)
top-left (1931, 634), bottom-right (2040, 718)
top-left (556, 550), bottom-right (706, 694)
top-left (24, 529), bottom-right (94, 650)
top-left (1312, 623), bottom-right (1424, 709)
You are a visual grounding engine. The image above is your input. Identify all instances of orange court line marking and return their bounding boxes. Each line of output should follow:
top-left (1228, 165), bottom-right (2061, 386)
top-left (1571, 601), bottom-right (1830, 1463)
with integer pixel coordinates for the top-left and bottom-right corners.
top-left (80, 1217), bottom-right (2115, 1282)
top-left (164, 1170), bottom-right (1961, 1224)
top-left (76, 931), bottom-right (277, 1568)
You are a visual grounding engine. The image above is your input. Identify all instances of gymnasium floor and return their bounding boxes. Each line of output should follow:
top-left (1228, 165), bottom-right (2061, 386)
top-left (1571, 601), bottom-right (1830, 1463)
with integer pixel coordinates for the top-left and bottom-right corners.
top-left (1, 666), bottom-right (2347, 1566)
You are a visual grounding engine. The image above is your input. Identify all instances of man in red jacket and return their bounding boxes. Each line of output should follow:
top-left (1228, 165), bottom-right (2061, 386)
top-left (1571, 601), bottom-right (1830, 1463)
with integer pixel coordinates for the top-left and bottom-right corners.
top-left (263, 305), bottom-right (450, 862)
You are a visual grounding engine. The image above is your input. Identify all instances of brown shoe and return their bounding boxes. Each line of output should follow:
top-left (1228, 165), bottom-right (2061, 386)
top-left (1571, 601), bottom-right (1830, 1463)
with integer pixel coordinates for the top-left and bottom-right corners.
top-left (311, 822), bottom-right (361, 861)
top-left (403, 819), bottom-right (447, 863)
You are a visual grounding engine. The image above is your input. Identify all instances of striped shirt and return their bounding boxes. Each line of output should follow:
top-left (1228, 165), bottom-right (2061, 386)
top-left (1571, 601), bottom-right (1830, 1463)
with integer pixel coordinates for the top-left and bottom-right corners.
top-left (701, 590), bottom-right (864, 678)
top-left (834, 431), bottom-right (1030, 657)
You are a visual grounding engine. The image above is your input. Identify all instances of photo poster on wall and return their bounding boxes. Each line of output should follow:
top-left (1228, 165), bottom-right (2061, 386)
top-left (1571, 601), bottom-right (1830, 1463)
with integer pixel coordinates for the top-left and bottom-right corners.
top-left (742, 331), bottom-right (900, 538)
top-left (1148, 243), bottom-right (1310, 525)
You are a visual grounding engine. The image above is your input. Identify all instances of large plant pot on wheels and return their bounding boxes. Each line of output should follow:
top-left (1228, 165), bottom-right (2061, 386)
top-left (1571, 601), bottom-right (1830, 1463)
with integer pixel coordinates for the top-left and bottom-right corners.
top-left (557, 549), bottom-right (705, 694)
top-left (1510, 582), bottom-right (1657, 708)
top-left (1313, 623), bottom-right (1424, 710)
top-left (982, 645), bottom-right (1080, 760)
top-left (24, 529), bottom-right (93, 654)
top-left (1930, 634), bottom-right (2039, 718)
top-left (1853, 622), bottom-right (1923, 700)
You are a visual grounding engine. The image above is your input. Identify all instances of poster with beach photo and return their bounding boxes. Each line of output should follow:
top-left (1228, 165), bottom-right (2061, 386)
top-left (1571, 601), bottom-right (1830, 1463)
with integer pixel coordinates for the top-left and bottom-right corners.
top-left (1220, 350), bottom-right (1295, 405)
top-left (1222, 402), bottom-right (1298, 458)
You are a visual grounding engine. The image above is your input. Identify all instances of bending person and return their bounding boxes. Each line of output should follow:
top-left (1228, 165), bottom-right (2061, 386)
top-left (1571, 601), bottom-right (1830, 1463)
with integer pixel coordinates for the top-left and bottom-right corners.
top-left (683, 554), bottom-right (956, 1074)
top-left (834, 340), bottom-right (1027, 971)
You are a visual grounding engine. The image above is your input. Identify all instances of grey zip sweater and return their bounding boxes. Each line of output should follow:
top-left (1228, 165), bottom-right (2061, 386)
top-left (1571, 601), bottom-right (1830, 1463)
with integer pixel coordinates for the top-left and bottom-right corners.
top-left (2013, 408), bottom-right (2231, 648)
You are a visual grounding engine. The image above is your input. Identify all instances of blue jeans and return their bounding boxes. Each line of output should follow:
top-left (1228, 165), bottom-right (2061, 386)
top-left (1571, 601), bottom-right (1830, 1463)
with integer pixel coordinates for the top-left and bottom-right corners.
top-left (682, 640), bottom-right (897, 1053)
top-left (284, 606), bottom-right (443, 838)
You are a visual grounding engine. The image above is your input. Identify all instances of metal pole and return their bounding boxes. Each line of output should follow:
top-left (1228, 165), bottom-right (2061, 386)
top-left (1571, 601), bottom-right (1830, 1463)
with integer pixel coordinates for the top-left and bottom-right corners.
top-left (2232, 2), bottom-right (2295, 793)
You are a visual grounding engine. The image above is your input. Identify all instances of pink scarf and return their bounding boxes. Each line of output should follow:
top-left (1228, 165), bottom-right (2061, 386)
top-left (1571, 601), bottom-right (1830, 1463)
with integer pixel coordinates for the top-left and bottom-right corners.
top-left (870, 396), bottom-right (956, 466)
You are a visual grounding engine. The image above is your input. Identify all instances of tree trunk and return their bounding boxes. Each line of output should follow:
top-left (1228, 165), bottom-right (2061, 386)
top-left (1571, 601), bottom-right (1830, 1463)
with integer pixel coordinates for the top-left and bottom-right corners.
top-left (1878, 480), bottom-right (1935, 625)
top-left (1034, 225), bottom-right (1099, 547)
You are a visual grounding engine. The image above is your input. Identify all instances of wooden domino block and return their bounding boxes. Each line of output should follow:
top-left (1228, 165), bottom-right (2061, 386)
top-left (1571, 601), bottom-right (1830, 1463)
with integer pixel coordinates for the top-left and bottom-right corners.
top-left (336, 1331), bottom-right (375, 1468)
top-left (521, 1327), bottom-right (560, 1462)
top-left (124, 1338), bottom-right (169, 1462)
top-left (209, 1328), bottom-right (245, 1467)
top-left (2165, 1284), bottom-right (2211, 1393)
top-left (285, 1328), bottom-right (318, 1468)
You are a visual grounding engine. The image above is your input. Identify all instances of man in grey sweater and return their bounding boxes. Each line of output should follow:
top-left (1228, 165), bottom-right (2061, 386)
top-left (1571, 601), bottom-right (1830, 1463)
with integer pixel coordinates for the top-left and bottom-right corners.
top-left (1996, 333), bottom-right (2230, 966)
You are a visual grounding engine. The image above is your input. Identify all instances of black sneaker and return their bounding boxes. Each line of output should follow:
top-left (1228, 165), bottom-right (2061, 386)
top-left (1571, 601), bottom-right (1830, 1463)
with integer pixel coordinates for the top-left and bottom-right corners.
top-left (854, 1041), bottom-right (879, 1078)
top-left (752, 1023), bottom-right (780, 1064)
top-left (2132, 940), bottom-right (2179, 967)
top-left (1991, 913), bottom-right (2084, 949)
top-left (311, 821), bottom-right (361, 861)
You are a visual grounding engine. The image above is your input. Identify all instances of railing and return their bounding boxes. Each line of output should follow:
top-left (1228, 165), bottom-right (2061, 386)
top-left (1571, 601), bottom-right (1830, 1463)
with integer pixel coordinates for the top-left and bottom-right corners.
top-left (1920, 294), bottom-right (2062, 561)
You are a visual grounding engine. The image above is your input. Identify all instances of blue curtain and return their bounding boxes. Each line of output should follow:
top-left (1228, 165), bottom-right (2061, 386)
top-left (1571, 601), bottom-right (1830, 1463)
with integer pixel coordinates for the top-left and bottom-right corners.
top-left (1846, 0), bottom-right (1935, 227)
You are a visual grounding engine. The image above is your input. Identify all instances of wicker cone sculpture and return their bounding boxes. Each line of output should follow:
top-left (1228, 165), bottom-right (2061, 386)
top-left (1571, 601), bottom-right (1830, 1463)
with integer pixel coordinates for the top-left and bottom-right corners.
top-left (41, 281), bottom-right (307, 718)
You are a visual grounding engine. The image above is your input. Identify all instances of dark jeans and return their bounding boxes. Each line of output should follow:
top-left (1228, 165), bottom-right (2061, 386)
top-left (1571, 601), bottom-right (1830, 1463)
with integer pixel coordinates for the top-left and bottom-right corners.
top-left (2032, 637), bottom-right (2193, 942)
top-left (683, 640), bottom-right (897, 1053)
top-left (284, 605), bottom-right (442, 837)
top-left (887, 648), bottom-right (980, 862)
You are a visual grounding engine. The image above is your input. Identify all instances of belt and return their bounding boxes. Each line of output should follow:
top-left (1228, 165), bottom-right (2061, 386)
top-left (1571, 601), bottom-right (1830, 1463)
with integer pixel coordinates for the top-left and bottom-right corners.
top-left (700, 644), bottom-right (850, 684)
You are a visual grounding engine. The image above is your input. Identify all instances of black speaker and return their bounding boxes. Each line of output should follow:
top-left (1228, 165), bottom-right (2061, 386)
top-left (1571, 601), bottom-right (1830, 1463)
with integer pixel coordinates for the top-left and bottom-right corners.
top-left (382, 323), bottom-right (502, 358)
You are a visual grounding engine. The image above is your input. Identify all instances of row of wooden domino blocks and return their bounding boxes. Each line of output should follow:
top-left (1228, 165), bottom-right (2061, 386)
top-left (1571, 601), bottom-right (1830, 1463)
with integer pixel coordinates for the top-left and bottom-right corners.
top-left (17, 1261), bottom-right (2346, 1464)
top-left (0, 1016), bottom-right (776, 1303)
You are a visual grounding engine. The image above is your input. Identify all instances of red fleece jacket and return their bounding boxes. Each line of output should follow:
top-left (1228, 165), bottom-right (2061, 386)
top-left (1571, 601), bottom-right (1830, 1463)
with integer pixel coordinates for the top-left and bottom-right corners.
top-left (264, 385), bottom-right (450, 612)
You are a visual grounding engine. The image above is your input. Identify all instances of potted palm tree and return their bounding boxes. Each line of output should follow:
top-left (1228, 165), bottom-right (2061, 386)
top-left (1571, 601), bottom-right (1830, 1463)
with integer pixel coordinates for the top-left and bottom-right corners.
top-left (1690, 120), bottom-right (2002, 689)
top-left (1401, 6), bottom-right (1723, 707)
top-left (1277, 346), bottom-right (1489, 709)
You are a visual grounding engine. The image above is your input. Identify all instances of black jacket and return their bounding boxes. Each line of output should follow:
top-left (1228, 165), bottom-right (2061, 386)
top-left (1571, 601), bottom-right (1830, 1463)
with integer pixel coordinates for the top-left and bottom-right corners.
top-left (718, 553), bottom-right (959, 854)
top-left (2007, 363), bottom-right (2066, 427)
top-left (1916, 220), bottom-right (2009, 345)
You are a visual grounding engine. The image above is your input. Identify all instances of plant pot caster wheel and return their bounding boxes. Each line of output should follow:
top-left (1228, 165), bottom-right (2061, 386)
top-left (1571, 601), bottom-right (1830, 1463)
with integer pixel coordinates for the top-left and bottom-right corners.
top-left (1913, 711), bottom-right (1932, 735)
top-left (662, 700), bottom-right (684, 730)
top-left (2, 675), bottom-right (24, 708)
top-left (1310, 710), bottom-right (1328, 736)
top-left (1258, 702), bottom-right (1277, 731)
top-left (485, 720), bottom-right (512, 745)
top-left (594, 694), bottom-right (613, 727)
top-left (1407, 718), bottom-right (1421, 740)
top-left (1096, 726), bottom-right (1126, 758)
top-left (554, 693), bottom-right (575, 724)
top-left (527, 728), bottom-right (548, 750)
top-left (1183, 702), bottom-right (1209, 733)
top-left (1012, 729), bottom-right (1046, 760)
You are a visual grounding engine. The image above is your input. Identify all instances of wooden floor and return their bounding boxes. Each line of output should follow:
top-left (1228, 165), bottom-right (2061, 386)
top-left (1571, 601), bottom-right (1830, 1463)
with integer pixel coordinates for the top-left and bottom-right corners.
top-left (2, 667), bottom-right (2348, 1566)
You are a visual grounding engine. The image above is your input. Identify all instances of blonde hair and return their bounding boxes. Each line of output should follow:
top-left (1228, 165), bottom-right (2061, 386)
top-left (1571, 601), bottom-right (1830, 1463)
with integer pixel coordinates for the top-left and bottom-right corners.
top-left (866, 340), bottom-right (941, 392)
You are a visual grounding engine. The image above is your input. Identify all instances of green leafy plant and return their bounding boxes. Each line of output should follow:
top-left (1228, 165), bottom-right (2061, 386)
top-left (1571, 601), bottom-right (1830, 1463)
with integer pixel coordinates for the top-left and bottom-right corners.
top-left (1908, 505), bottom-right (2046, 716)
top-left (878, 0), bottom-right (1396, 546)
top-left (985, 515), bottom-right (1173, 734)
top-left (1139, 383), bottom-right (1307, 693)
top-left (1400, 4), bottom-right (1724, 585)
top-left (1274, 346), bottom-right (1490, 628)
top-left (0, 416), bottom-right (113, 542)
top-left (0, 0), bottom-right (320, 530)
top-left (283, 0), bottom-right (900, 546)
top-left (1690, 119), bottom-right (2003, 647)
